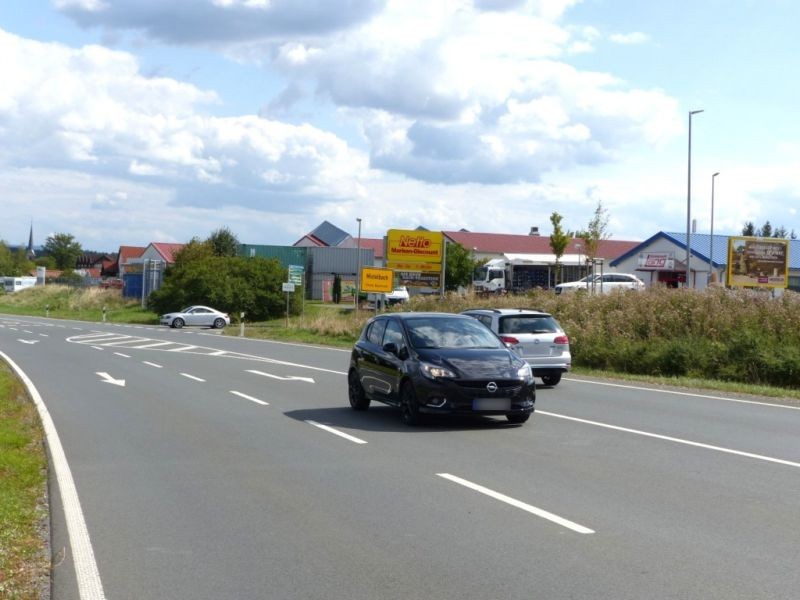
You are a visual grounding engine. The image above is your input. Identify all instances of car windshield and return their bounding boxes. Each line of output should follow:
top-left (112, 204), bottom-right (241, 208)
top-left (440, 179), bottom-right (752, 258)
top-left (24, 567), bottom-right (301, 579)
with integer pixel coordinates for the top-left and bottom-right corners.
top-left (499, 315), bottom-right (560, 335)
top-left (405, 317), bottom-right (504, 350)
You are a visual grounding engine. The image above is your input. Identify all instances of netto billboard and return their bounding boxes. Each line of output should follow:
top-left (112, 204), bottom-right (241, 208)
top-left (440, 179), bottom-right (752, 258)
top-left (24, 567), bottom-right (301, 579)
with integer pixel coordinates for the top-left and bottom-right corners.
top-left (386, 230), bottom-right (444, 264)
top-left (727, 237), bottom-right (789, 288)
top-left (385, 229), bottom-right (444, 291)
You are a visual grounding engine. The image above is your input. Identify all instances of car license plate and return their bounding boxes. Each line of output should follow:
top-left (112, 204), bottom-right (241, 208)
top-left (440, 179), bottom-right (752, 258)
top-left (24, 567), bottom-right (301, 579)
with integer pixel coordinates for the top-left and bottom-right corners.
top-left (473, 398), bottom-right (511, 411)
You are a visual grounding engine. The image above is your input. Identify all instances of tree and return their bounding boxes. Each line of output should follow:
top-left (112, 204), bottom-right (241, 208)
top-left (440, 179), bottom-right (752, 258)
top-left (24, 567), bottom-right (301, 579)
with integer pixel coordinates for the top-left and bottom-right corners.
top-left (576, 200), bottom-right (610, 268)
top-left (549, 212), bottom-right (571, 284)
top-left (0, 241), bottom-right (13, 275)
top-left (444, 242), bottom-right (478, 291)
top-left (742, 221), bottom-right (792, 238)
top-left (44, 233), bottom-right (82, 270)
top-left (148, 256), bottom-right (289, 321)
top-left (208, 227), bottom-right (240, 257)
top-left (172, 238), bottom-right (214, 268)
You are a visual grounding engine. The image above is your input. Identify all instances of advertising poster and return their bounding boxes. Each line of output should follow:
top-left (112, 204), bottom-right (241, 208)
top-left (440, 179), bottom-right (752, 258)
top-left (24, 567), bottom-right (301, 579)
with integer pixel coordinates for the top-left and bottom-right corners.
top-left (727, 237), bottom-right (789, 288)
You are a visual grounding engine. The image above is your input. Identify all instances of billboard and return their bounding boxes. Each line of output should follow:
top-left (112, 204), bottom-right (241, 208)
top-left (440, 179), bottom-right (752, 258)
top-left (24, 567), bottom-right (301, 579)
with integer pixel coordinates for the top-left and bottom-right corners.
top-left (385, 229), bottom-right (444, 293)
top-left (386, 230), bottom-right (444, 264)
top-left (727, 237), bottom-right (789, 288)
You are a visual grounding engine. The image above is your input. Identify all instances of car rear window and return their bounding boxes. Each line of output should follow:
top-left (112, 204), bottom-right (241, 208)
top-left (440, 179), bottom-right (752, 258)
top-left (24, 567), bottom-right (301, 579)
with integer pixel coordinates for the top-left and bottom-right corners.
top-left (499, 315), bottom-right (560, 335)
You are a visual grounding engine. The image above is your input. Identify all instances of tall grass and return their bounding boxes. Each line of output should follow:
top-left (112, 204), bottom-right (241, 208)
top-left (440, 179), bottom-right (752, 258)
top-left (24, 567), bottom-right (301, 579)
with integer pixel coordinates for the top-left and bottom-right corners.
top-left (411, 287), bottom-right (800, 388)
top-left (0, 365), bottom-right (48, 599)
top-left (0, 285), bottom-right (157, 324)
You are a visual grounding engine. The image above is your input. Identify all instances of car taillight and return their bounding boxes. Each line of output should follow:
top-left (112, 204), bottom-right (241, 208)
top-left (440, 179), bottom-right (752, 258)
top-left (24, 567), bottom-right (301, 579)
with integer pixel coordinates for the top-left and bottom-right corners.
top-left (554, 335), bottom-right (569, 345)
top-left (500, 335), bottom-right (520, 346)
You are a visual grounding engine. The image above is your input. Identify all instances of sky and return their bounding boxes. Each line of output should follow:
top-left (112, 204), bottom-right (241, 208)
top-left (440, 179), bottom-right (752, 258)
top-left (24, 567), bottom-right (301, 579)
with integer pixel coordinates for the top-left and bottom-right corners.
top-left (1, 0), bottom-right (799, 252)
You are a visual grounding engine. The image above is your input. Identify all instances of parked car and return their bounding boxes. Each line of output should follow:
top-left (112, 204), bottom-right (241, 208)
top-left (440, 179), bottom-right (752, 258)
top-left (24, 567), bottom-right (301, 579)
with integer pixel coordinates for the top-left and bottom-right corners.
top-left (159, 305), bottom-right (230, 329)
top-left (384, 286), bottom-right (409, 304)
top-left (554, 273), bottom-right (645, 295)
top-left (461, 308), bottom-right (570, 386)
top-left (348, 312), bottom-right (535, 425)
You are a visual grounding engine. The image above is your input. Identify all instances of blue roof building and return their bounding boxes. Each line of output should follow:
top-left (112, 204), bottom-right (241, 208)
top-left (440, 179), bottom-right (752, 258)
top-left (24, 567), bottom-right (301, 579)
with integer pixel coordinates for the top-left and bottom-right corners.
top-left (610, 231), bottom-right (799, 290)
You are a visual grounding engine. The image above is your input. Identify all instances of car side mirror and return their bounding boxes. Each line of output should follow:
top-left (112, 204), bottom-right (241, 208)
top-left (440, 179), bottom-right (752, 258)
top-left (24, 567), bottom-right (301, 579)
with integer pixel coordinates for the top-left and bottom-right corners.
top-left (382, 342), bottom-right (398, 355)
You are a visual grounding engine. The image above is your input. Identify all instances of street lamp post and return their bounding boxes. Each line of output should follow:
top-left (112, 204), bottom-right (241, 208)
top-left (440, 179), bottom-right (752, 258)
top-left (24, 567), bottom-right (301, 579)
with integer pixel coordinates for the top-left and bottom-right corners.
top-left (709, 172), bottom-right (720, 284)
top-left (686, 109), bottom-right (704, 288)
top-left (355, 218), bottom-right (362, 312)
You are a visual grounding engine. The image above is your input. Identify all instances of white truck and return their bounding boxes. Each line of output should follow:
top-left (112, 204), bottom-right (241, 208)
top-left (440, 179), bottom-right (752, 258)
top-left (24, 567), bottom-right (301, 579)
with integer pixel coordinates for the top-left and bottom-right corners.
top-left (473, 257), bottom-right (551, 294)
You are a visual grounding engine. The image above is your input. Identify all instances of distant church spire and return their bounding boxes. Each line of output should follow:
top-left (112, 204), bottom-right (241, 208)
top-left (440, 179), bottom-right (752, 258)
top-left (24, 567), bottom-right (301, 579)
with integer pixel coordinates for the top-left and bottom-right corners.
top-left (26, 222), bottom-right (35, 260)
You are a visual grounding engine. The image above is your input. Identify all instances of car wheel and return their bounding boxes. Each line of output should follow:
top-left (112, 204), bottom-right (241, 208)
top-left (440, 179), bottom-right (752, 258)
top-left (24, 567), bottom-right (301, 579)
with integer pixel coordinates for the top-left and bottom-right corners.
top-left (400, 382), bottom-right (421, 426)
top-left (506, 413), bottom-right (530, 424)
top-left (172, 318), bottom-right (184, 329)
top-left (541, 373), bottom-right (562, 386)
top-left (213, 318), bottom-right (226, 329)
top-left (348, 370), bottom-right (370, 411)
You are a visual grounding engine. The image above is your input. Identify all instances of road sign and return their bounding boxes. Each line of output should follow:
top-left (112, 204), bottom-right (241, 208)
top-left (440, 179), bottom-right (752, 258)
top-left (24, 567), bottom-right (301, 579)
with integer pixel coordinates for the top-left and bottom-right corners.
top-left (282, 282), bottom-right (296, 293)
top-left (288, 264), bottom-right (304, 285)
top-left (360, 266), bottom-right (394, 293)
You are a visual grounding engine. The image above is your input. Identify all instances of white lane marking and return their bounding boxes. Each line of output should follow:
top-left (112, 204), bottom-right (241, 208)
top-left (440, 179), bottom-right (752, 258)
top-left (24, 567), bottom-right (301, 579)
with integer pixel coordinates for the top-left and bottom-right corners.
top-left (72, 327), bottom-right (82, 330)
top-left (539, 410), bottom-right (800, 469)
top-left (97, 338), bottom-right (152, 347)
top-left (39, 333), bottom-right (49, 337)
top-left (180, 373), bottom-right (206, 382)
top-left (23, 329), bottom-right (33, 334)
top-left (18, 339), bottom-right (39, 345)
top-left (96, 372), bottom-right (125, 387)
top-left (208, 350), bottom-right (228, 356)
top-left (113, 352), bottom-right (130, 358)
top-left (91, 346), bottom-right (103, 351)
top-left (197, 332), bottom-right (351, 353)
top-left (246, 369), bottom-right (315, 383)
top-left (563, 377), bottom-right (800, 411)
top-left (130, 341), bottom-right (174, 349)
top-left (169, 345), bottom-right (200, 352)
top-left (305, 420), bottom-right (368, 444)
top-left (437, 473), bottom-right (595, 535)
top-left (0, 352), bottom-right (107, 599)
top-left (143, 361), bottom-right (163, 368)
top-left (230, 391), bottom-right (269, 406)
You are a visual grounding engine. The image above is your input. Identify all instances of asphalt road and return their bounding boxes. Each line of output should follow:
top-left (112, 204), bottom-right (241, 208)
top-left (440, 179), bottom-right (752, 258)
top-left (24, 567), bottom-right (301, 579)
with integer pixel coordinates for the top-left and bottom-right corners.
top-left (2, 314), bottom-right (799, 599)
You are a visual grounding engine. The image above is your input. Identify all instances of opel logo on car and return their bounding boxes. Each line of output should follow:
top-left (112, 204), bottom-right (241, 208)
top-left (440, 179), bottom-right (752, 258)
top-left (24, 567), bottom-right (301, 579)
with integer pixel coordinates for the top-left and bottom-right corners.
top-left (486, 382), bottom-right (498, 393)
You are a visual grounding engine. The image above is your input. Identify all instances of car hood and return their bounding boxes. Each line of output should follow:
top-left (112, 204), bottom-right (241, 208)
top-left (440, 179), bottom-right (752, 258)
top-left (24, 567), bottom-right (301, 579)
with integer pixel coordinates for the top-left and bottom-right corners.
top-left (415, 348), bottom-right (524, 378)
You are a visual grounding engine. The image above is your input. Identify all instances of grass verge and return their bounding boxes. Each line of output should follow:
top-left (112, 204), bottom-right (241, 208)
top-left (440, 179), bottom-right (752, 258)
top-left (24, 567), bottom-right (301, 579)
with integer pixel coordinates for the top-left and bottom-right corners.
top-left (0, 363), bottom-right (48, 599)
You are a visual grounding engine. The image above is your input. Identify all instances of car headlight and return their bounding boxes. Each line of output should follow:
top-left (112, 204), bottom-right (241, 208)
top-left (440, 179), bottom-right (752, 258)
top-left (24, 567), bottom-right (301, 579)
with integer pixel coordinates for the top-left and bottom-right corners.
top-left (420, 362), bottom-right (456, 380)
top-left (517, 363), bottom-right (533, 382)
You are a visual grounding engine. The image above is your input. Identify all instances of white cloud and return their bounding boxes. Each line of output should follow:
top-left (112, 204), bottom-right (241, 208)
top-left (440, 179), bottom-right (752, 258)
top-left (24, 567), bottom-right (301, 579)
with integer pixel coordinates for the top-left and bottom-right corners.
top-left (0, 30), bottom-right (368, 215)
top-left (609, 32), bottom-right (650, 45)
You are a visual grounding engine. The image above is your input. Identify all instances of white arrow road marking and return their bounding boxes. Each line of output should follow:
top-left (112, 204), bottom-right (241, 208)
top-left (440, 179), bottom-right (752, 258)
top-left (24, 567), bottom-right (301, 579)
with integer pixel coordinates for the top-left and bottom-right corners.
top-left (18, 339), bottom-right (39, 345)
top-left (230, 391), bottom-right (269, 406)
top-left (305, 420), bottom-right (367, 444)
top-left (96, 372), bottom-right (125, 387)
top-left (246, 369), bottom-right (315, 383)
top-left (437, 473), bottom-right (595, 535)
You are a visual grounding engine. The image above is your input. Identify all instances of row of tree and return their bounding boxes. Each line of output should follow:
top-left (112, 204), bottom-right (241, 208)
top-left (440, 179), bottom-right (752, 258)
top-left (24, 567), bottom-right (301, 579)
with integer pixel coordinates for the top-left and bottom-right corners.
top-left (0, 233), bottom-right (85, 276)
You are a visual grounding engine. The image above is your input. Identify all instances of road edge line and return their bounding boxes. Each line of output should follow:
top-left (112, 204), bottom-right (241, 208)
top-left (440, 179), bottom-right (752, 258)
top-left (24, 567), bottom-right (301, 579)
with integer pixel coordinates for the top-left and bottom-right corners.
top-left (0, 351), bottom-right (107, 600)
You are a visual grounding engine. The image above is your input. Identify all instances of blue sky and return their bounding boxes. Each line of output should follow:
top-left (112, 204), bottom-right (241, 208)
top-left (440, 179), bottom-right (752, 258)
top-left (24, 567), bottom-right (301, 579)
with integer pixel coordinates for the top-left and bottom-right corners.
top-left (1, 0), bottom-right (798, 252)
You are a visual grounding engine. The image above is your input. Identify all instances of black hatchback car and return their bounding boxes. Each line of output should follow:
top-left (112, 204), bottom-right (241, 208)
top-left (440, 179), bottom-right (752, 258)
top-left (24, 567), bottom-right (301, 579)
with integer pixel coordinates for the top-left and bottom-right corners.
top-left (348, 312), bottom-right (535, 425)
